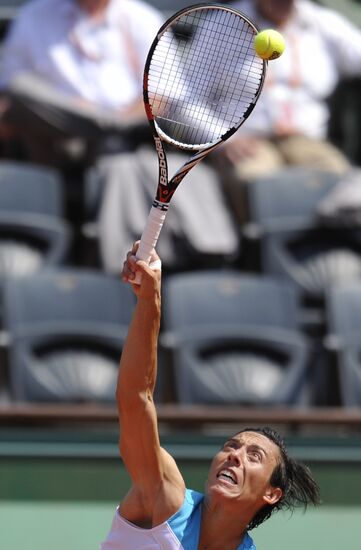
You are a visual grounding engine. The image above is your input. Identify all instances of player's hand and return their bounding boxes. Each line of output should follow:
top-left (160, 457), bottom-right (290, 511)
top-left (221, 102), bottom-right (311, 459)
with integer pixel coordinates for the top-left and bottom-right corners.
top-left (122, 241), bottom-right (161, 300)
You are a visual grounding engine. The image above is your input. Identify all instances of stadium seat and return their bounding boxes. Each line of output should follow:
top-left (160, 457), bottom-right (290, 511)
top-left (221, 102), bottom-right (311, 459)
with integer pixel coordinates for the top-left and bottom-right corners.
top-left (0, 161), bottom-right (71, 281)
top-left (324, 282), bottom-right (361, 406)
top-left (243, 167), bottom-right (361, 328)
top-left (162, 270), bottom-right (318, 406)
top-left (0, 352), bottom-right (9, 402)
top-left (328, 77), bottom-right (361, 166)
top-left (2, 269), bottom-right (135, 402)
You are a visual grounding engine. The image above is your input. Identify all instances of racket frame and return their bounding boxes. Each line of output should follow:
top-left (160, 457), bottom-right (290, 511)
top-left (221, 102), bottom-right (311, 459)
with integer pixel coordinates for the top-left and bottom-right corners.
top-left (136, 3), bottom-right (267, 265)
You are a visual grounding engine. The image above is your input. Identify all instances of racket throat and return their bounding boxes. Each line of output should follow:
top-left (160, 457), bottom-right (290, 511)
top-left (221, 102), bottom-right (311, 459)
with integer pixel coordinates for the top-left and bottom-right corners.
top-left (153, 198), bottom-right (169, 212)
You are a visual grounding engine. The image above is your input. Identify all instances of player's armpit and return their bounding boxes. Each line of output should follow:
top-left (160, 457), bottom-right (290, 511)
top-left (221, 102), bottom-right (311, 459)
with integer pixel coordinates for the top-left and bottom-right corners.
top-left (119, 456), bottom-right (185, 527)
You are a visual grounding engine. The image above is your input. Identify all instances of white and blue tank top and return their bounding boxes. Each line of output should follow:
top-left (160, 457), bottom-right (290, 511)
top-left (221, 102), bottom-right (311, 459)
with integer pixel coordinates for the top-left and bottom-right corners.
top-left (100, 488), bottom-right (256, 549)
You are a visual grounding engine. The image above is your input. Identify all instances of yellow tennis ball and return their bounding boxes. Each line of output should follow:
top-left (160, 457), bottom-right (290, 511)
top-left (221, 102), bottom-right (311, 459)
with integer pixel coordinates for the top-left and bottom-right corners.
top-left (254, 29), bottom-right (285, 60)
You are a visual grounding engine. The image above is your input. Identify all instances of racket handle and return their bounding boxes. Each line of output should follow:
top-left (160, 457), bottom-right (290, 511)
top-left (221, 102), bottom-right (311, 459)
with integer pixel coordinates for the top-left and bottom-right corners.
top-left (133, 205), bottom-right (167, 285)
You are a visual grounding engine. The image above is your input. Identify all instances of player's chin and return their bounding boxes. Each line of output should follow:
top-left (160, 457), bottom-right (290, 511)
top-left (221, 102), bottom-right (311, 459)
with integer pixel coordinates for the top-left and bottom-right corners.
top-left (206, 480), bottom-right (239, 501)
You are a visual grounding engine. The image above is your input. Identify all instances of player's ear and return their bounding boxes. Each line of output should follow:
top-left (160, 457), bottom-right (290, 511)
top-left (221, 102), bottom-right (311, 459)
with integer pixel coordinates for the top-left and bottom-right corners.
top-left (263, 486), bottom-right (282, 506)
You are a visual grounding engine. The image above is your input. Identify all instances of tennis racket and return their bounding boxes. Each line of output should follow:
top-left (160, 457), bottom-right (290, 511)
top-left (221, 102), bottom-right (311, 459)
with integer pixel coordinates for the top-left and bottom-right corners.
top-left (135, 3), bottom-right (266, 277)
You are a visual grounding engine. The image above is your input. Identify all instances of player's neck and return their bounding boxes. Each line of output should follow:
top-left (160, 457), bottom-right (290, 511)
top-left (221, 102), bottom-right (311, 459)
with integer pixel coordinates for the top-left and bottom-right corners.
top-left (198, 529), bottom-right (244, 550)
top-left (198, 502), bottom-right (249, 550)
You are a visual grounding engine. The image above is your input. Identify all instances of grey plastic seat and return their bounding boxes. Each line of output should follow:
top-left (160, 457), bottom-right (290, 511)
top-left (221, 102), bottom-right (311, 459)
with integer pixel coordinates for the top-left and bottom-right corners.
top-left (162, 270), bottom-right (315, 406)
top-left (325, 282), bottom-right (361, 406)
top-left (2, 269), bottom-right (135, 402)
top-left (0, 161), bottom-right (71, 280)
top-left (244, 168), bottom-right (361, 301)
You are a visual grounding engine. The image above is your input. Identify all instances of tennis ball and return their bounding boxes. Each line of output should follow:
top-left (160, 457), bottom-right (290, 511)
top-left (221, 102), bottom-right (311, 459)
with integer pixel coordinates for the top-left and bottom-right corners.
top-left (254, 29), bottom-right (285, 60)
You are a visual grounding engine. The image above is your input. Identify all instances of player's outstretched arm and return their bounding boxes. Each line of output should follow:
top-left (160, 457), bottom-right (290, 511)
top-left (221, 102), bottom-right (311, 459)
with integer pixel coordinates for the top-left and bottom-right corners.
top-left (117, 244), bottom-right (185, 527)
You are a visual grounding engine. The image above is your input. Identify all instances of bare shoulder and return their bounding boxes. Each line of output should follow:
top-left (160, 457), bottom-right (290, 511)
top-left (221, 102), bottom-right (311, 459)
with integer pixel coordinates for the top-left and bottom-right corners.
top-left (119, 447), bottom-right (186, 528)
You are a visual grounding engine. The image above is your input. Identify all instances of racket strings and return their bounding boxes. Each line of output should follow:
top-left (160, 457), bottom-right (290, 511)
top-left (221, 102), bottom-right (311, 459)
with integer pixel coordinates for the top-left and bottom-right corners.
top-left (198, 12), bottom-right (245, 133)
top-left (146, 7), bottom-right (264, 148)
top-left (188, 14), bottom-right (225, 136)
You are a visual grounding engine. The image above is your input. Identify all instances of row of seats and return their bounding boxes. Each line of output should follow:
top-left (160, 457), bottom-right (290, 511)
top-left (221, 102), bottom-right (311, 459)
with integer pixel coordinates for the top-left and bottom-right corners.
top-left (242, 167), bottom-right (361, 334)
top-left (0, 160), bottom-right (361, 407)
top-left (1, 269), bottom-right (134, 403)
top-left (162, 271), bottom-right (360, 407)
top-left (2, 160), bottom-right (361, 301)
top-left (0, 266), bottom-right (360, 407)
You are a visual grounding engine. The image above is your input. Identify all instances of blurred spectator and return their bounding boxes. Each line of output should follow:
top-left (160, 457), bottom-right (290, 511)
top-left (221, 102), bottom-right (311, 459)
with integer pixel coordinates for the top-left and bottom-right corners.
top-left (216, 0), bottom-right (361, 223)
top-left (0, 0), bottom-right (239, 271)
top-left (0, 0), bottom-right (164, 164)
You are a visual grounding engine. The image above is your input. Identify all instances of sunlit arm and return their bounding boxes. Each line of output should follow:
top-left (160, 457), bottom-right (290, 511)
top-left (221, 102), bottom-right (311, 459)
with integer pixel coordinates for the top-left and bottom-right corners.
top-left (116, 270), bottom-right (161, 485)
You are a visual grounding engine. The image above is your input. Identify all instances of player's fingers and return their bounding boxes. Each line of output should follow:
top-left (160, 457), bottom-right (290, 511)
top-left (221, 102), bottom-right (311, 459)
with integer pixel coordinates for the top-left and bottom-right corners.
top-left (122, 243), bottom-right (161, 284)
top-left (131, 241), bottom-right (140, 255)
top-left (121, 260), bottom-right (135, 282)
top-left (148, 248), bottom-right (161, 267)
top-left (136, 260), bottom-right (162, 290)
top-left (136, 260), bottom-right (158, 278)
top-left (122, 252), bottom-right (138, 281)
top-left (130, 239), bottom-right (160, 266)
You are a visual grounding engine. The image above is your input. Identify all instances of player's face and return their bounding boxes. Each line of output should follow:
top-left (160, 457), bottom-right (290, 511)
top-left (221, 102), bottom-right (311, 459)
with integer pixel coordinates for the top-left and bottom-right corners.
top-left (205, 431), bottom-right (283, 514)
top-left (256, 0), bottom-right (294, 26)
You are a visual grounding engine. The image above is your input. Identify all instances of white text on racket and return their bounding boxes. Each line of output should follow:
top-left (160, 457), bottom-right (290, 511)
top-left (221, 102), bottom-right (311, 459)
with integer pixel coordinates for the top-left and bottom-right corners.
top-left (154, 137), bottom-right (167, 186)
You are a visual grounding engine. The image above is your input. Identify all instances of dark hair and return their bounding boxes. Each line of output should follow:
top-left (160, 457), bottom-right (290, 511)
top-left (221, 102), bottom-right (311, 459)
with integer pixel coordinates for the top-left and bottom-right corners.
top-left (237, 427), bottom-right (320, 530)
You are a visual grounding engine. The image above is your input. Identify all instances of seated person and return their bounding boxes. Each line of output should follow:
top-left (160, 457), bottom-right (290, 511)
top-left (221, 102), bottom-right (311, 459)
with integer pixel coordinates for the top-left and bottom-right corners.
top-left (0, 0), bottom-right (239, 273)
top-left (0, 0), bottom-right (164, 163)
top-left (216, 0), bottom-right (361, 223)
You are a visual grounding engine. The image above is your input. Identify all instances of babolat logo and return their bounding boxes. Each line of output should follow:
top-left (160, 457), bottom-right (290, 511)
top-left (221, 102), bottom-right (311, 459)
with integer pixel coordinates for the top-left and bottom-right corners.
top-left (154, 137), bottom-right (168, 186)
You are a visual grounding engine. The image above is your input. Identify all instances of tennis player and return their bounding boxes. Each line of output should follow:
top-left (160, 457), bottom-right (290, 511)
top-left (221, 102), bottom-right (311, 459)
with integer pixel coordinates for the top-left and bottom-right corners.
top-left (100, 243), bottom-right (320, 549)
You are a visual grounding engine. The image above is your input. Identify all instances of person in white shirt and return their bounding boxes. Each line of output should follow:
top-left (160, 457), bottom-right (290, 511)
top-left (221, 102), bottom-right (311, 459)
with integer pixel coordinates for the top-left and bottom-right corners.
top-left (0, 0), bottom-right (240, 276)
top-left (0, 0), bottom-right (164, 162)
top-left (0, 0), bottom-right (162, 115)
top-left (216, 0), bottom-right (361, 222)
